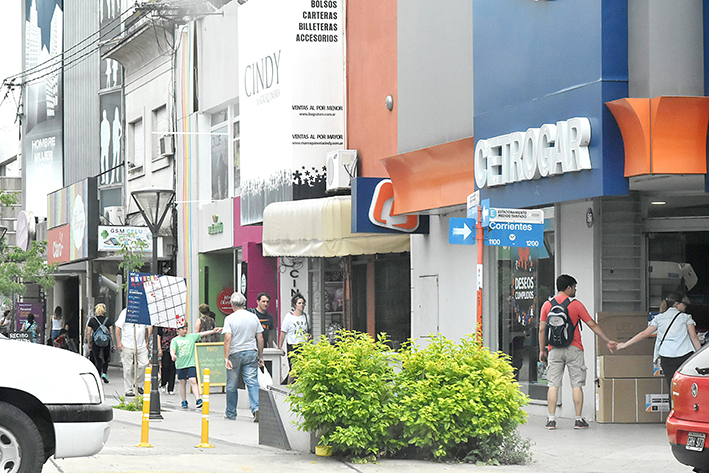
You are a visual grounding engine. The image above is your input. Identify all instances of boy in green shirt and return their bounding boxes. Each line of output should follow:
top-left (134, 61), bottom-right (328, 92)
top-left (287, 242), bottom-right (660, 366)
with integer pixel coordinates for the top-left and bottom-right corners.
top-left (171, 322), bottom-right (222, 409)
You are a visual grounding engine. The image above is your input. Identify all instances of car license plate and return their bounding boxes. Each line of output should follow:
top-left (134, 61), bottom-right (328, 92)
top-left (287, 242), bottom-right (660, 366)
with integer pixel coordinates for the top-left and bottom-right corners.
top-left (687, 432), bottom-right (706, 452)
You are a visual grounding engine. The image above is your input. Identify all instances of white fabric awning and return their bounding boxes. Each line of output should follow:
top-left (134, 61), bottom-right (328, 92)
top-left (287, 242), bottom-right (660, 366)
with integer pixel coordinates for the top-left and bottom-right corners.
top-left (262, 196), bottom-right (410, 257)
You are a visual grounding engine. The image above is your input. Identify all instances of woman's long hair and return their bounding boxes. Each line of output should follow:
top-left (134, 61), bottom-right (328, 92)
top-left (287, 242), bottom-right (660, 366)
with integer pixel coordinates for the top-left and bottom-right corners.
top-left (660, 293), bottom-right (689, 313)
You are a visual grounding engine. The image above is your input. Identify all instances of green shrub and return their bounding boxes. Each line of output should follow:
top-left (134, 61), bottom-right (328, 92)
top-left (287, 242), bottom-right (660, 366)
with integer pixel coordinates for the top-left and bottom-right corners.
top-left (392, 335), bottom-right (529, 461)
top-left (287, 331), bottom-right (398, 458)
top-left (113, 394), bottom-right (144, 411)
top-left (287, 331), bottom-right (530, 464)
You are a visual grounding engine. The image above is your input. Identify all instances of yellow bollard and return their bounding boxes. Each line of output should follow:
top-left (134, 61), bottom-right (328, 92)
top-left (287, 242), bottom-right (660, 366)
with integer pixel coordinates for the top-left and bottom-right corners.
top-left (136, 366), bottom-right (154, 448)
top-left (196, 368), bottom-right (215, 448)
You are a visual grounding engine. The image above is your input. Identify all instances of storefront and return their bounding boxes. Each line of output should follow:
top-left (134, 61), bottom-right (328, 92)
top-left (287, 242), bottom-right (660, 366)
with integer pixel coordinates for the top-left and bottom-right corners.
top-left (198, 197), bottom-right (276, 328)
top-left (46, 178), bottom-right (100, 351)
top-left (262, 195), bottom-right (411, 347)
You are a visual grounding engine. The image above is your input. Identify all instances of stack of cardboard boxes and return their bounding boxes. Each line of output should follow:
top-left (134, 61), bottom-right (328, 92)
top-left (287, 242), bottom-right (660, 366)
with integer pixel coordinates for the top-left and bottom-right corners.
top-left (595, 312), bottom-right (671, 423)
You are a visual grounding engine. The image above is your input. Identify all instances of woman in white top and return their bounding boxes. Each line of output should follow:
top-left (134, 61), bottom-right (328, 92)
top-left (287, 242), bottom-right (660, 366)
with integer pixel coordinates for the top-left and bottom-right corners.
top-left (617, 293), bottom-right (701, 390)
top-left (279, 293), bottom-right (311, 380)
top-left (51, 306), bottom-right (64, 342)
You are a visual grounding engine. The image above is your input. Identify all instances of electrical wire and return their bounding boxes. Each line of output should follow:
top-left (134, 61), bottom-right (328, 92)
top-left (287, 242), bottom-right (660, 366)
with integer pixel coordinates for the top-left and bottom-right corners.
top-left (7, 9), bottom-right (153, 88)
top-left (4, 6), bottom-right (141, 87)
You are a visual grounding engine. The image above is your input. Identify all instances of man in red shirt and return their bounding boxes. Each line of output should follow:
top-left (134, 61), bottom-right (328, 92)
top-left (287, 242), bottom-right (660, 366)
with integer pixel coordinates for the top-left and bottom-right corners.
top-left (539, 274), bottom-right (617, 430)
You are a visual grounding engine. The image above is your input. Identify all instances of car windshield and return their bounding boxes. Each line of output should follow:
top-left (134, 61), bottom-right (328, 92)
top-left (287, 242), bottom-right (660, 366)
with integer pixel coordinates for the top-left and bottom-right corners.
top-left (679, 344), bottom-right (709, 376)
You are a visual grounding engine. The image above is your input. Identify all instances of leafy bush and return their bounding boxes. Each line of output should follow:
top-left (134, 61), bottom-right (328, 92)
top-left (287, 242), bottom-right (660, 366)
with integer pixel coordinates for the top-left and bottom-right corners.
top-left (392, 335), bottom-right (528, 461)
top-left (287, 331), bottom-right (398, 458)
top-left (287, 331), bottom-right (530, 464)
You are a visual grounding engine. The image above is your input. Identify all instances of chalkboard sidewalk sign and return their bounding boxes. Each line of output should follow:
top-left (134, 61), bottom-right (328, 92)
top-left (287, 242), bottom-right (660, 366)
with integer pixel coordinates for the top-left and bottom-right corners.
top-left (195, 342), bottom-right (227, 387)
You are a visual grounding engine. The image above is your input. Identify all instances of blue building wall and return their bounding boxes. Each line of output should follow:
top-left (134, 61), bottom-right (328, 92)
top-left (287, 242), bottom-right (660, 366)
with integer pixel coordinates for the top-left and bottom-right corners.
top-left (473, 0), bottom-right (629, 208)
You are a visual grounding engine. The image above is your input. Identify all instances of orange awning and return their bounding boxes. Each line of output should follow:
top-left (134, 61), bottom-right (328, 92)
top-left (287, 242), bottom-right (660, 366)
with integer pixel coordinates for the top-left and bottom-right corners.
top-left (380, 137), bottom-right (474, 215)
top-left (606, 96), bottom-right (709, 176)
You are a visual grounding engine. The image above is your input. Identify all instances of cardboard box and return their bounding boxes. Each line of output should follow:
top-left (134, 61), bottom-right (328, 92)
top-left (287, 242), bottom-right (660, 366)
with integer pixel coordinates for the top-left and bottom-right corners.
top-left (596, 377), bottom-right (670, 423)
top-left (597, 355), bottom-right (655, 378)
top-left (596, 312), bottom-right (655, 356)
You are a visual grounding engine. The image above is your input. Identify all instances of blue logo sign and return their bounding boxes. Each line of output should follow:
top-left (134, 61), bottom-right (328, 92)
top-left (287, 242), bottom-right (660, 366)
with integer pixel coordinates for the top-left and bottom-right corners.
top-left (485, 221), bottom-right (544, 248)
top-left (448, 218), bottom-right (477, 245)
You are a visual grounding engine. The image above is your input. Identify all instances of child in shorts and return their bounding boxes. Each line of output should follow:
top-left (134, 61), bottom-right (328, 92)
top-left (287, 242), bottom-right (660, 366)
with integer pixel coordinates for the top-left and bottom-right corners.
top-left (170, 322), bottom-right (222, 409)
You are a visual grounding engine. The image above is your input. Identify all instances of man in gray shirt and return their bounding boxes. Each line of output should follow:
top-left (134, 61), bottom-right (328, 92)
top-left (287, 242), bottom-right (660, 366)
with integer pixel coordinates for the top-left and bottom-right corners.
top-left (223, 292), bottom-right (264, 422)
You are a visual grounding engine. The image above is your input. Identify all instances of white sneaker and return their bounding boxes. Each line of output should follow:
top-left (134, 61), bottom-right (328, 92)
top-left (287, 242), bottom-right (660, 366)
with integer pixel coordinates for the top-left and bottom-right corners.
top-left (159, 386), bottom-right (166, 394)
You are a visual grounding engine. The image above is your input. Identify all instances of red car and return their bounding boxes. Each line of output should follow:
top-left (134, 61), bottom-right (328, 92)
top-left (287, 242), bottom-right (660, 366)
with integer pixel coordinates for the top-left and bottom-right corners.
top-left (667, 345), bottom-right (709, 472)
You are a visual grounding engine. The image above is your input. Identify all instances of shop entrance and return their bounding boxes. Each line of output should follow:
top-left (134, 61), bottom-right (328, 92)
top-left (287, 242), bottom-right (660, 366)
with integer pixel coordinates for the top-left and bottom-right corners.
top-left (496, 207), bottom-right (555, 401)
top-left (648, 231), bottom-right (709, 332)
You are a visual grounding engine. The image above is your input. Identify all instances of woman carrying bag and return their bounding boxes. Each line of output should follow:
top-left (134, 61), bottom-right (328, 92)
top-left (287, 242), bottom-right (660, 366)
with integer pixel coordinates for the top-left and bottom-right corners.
top-left (617, 293), bottom-right (702, 391)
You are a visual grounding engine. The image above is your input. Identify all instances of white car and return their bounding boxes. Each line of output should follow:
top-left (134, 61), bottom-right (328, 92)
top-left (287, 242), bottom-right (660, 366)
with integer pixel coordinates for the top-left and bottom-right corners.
top-left (0, 335), bottom-right (112, 472)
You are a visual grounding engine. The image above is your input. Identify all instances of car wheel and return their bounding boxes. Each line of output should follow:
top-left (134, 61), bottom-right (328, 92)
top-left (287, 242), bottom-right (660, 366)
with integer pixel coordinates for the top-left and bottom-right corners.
top-left (0, 401), bottom-right (44, 473)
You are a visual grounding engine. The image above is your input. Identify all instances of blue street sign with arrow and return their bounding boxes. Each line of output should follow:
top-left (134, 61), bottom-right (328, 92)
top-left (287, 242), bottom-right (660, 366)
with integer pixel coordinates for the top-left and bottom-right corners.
top-left (448, 217), bottom-right (476, 245)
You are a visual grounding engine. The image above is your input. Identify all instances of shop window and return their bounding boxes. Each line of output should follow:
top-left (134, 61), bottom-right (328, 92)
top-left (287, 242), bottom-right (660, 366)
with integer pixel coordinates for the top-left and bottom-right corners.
top-left (232, 100), bottom-right (240, 196)
top-left (151, 105), bottom-right (168, 161)
top-left (211, 109), bottom-right (229, 201)
top-left (496, 207), bottom-right (555, 401)
top-left (127, 118), bottom-right (144, 172)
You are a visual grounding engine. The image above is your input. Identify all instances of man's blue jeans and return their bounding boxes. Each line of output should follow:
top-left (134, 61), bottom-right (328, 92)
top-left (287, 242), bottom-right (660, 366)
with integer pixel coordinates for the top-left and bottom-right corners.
top-left (225, 349), bottom-right (259, 419)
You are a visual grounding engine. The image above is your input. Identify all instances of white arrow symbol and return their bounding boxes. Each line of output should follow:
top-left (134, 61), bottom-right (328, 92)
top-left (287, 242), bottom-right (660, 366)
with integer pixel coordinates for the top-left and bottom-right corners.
top-left (453, 223), bottom-right (472, 240)
top-left (509, 234), bottom-right (516, 241)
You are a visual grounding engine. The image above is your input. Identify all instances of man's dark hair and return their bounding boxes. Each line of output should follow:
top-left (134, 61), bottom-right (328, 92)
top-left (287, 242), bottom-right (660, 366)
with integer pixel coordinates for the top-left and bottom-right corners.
top-left (556, 274), bottom-right (577, 292)
top-left (257, 292), bottom-right (270, 302)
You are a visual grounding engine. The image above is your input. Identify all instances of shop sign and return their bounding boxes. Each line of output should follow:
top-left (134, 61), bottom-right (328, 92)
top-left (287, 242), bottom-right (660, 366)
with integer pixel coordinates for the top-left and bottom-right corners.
top-left (485, 207), bottom-right (544, 248)
top-left (512, 247), bottom-right (537, 327)
top-left (217, 287), bottom-right (234, 314)
top-left (238, 0), bottom-right (346, 225)
top-left (6, 332), bottom-right (30, 342)
top-left (208, 215), bottom-right (224, 235)
top-left (475, 117), bottom-right (592, 189)
top-left (16, 302), bottom-right (44, 344)
top-left (351, 177), bottom-right (429, 234)
top-left (369, 179), bottom-right (420, 232)
top-left (47, 178), bottom-right (98, 262)
top-left (48, 224), bottom-right (70, 264)
top-left (98, 226), bottom-right (152, 252)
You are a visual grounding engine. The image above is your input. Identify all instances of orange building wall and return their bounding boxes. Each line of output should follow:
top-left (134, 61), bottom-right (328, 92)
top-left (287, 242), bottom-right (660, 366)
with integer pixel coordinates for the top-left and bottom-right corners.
top-left (346, 0), bottom-right (397, 178)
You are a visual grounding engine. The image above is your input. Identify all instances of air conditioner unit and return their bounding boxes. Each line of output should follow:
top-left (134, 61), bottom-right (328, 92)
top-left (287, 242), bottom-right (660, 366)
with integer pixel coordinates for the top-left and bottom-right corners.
top-left (104, 206), bottom-right (125, 225)
top-left (159, 134), bottom-right (175, 157)
top-left (326, 149), bottom-right (357, 192)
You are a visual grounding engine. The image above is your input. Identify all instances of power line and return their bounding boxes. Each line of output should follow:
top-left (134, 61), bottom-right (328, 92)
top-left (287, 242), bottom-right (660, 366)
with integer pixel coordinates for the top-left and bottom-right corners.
top-left (5, 7), bottom-right (150, 88)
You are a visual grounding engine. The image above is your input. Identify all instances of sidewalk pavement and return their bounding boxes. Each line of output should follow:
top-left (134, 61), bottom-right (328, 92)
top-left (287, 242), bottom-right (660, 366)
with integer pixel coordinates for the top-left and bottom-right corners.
top-left (57, 364), bottom-right (691, 473)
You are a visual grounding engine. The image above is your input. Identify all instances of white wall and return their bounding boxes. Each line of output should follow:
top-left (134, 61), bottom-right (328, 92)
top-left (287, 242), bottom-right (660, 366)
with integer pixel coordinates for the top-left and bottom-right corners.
top-left (199, 2), bottom-right (239, 113)
top-left (124, 57), bottom-right (174, 198)
top-left (410, 211), bottom-right (476, 345)
top-left (628, 0), bottom-right (704, 98)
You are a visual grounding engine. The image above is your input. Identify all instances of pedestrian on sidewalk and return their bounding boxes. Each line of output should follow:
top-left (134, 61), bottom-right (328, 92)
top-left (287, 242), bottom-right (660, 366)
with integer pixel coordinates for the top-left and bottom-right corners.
top-left (85, 303), bottom-right (113, 384)
top-left (171, 321), bottom-right (222, 409)
top-left (158, 326), bottom-right (178, 395)
top-left (196, 304), bottom-right (220, 342)
top-left (115, 308), bottom-right (150, 397)
top-left (539, 274), bottom-right (617, 430)
top-left (279, 293), bottom-right (311, 384)
top-left (617, 293), bottom-right (701, 393)
top-left (223, 292), bottom-right (264, 422)
top-left (248, 292), bottom-right (275, 348)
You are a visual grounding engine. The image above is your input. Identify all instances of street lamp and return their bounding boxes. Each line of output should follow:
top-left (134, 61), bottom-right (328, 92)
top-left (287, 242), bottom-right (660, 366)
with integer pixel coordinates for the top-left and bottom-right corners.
top-left (131, 187), bottom-right (175, 420)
